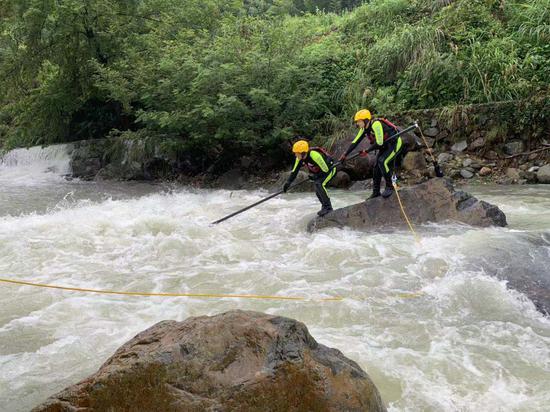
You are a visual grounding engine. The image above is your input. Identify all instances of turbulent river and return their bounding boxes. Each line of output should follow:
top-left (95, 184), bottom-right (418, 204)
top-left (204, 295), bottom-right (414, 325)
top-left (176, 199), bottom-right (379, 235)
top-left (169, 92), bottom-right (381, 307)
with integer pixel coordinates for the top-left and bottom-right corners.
top-left (1, 145), bottom-right (549, 411)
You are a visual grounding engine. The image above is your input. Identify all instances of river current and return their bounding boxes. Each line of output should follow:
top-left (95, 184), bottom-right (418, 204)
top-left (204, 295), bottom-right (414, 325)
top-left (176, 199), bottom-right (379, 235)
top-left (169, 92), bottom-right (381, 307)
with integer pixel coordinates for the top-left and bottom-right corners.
top-left (1, 145), bottom-right (549, 411)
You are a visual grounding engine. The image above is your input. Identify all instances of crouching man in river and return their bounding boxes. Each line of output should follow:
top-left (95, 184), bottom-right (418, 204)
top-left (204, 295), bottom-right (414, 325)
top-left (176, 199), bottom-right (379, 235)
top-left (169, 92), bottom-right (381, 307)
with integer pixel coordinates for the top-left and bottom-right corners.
top-left (283, 139), bottom-right (336, 217)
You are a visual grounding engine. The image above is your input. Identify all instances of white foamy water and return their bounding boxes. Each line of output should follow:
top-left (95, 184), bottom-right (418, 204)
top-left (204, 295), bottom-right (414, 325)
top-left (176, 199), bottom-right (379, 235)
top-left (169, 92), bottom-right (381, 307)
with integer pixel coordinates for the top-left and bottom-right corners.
top-left (0, 144), bottom-right (73, 186)
top-left (0, 154), bottom-right (549, 411)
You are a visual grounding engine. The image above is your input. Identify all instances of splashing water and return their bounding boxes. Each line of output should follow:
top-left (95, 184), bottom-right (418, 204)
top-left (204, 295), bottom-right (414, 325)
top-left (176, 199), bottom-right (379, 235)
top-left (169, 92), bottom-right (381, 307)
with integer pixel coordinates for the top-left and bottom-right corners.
top-left (0, 151), bottom-right (549, 411)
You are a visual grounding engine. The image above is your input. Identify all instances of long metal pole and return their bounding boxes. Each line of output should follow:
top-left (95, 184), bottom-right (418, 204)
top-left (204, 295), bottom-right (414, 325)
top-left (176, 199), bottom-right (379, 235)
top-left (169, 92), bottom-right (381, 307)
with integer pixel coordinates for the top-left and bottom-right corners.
top-left (211, 123), bottom-right (419, 225)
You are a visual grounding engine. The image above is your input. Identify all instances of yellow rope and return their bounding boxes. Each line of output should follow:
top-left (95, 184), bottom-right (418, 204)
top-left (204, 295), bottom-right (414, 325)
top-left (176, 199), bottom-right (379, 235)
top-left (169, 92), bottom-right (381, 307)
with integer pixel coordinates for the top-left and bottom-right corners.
top-left (0, 277), bottom-right (342, 302)
top-left (0, 277), bottom-right (427, 302)
top-left (417, 124), bottom-right (437, 164)
top-left (392, 182), bottom-right (421, 243)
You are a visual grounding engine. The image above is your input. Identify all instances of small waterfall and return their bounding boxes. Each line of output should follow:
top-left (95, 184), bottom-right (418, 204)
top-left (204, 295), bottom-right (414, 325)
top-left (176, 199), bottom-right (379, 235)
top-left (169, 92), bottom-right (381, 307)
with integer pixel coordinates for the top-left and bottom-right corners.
top-left (0, 143), bottom-right (73, 184)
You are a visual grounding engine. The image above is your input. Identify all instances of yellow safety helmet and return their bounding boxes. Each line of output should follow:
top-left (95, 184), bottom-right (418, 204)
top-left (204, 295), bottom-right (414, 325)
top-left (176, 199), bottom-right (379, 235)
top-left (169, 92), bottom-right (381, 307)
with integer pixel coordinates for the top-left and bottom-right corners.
top-left (354, 109), bottom-right (372, 122)
top-left (292, 140), bottom-right (309, 154)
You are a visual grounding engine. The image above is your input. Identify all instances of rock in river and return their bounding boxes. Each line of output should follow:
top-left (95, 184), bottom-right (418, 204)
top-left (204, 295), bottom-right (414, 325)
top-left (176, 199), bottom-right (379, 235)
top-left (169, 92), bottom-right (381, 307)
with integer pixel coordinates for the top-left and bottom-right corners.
top-left (307, 178), bottom-right (507, 232)
top-left (33, 310), bottom-right (386, 412)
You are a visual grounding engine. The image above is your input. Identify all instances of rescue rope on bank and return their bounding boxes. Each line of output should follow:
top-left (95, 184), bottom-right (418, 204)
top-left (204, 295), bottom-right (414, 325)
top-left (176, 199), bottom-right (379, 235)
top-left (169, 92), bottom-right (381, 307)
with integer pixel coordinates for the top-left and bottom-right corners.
top-left (392, 175), bottom-right (421, 243)
top-left (0, 277), bottom-right (342, 302)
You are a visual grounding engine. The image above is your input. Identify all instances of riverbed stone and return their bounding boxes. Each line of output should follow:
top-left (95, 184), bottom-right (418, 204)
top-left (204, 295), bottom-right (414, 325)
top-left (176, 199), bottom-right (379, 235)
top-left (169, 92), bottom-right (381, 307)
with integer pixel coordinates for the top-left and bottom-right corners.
top-left (451, 140), bottom-right (468, 153)
top-left (479, 167), bottom-right (492, 176)
top-left (503, 140), bottom-right (525, 156)
top-left (402, 151), bottom-right (427, 171)
top-left (423, 127), bottom-right (439, 138)
top-left (216, 168), bottom-right (246, 189)
top-left (330, 170), bottom-right (352, 188)
top-left (70, 139), bottom-right (108, 179)
top-left (307, 178), bottom-right (507, 232)
top-left (460, 169), bottom-right (474, 179)
top-left (469, 137), bottom-right (485, 150)
top-left (505, 167), bottom-right (521, 181)
top-left (536, 164), bottom-right (550, 183)
top-left (33, 311), bottom-right (386, 412)
top-left (437, 153), bottom-right (454, 164)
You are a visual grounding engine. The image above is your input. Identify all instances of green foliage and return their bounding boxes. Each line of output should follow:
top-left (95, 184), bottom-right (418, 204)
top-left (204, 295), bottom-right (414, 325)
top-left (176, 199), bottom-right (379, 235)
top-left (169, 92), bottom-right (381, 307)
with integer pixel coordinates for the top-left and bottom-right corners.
top-left (1, 0), bottom-right (548, 171)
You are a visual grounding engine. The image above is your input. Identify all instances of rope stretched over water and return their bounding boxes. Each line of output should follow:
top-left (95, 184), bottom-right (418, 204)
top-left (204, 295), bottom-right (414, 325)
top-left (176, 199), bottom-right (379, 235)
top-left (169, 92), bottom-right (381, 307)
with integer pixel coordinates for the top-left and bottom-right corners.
top-left (0, 277), bottom-right (424, 301)
top-left (0, 277), bottom-right (342, 302)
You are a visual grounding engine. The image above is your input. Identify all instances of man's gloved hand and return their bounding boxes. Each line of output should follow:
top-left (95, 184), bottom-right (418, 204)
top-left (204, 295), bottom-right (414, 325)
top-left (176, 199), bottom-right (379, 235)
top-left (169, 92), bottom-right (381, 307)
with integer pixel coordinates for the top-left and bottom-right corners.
top-left (283, 182), bottom-right (290, 192)
top-left (359, 150), bottom-right (369, 158)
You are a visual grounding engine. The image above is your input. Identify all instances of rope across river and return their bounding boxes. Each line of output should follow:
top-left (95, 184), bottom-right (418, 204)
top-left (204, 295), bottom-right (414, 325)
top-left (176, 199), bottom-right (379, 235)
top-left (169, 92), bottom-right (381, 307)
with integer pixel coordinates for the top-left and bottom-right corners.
top-left (0, 277), bottom-right (425, 301)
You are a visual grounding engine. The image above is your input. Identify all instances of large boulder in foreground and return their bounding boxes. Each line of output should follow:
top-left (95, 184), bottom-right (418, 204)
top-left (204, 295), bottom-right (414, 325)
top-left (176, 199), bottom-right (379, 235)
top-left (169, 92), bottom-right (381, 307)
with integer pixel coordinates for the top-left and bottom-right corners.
top-left (34, 310), bottom-right (386, 412)
top-left (308, 178), bottom-right (506, 232)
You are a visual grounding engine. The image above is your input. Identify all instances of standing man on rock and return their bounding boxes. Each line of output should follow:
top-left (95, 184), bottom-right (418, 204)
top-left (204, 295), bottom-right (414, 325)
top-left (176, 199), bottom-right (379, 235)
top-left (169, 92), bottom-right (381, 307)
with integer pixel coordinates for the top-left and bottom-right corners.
top-left (283, 139), bottom-right (336, 216)
top-left (340, 109), bottom-right (406, 199)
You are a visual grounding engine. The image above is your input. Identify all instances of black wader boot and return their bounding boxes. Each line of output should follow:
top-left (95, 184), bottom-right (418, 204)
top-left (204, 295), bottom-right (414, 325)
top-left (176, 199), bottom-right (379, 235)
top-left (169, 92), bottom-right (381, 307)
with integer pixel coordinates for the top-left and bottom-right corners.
top-left (368, 162), bottom-right (383, 200)
top-left (315, 182), bottom-right (333, 216)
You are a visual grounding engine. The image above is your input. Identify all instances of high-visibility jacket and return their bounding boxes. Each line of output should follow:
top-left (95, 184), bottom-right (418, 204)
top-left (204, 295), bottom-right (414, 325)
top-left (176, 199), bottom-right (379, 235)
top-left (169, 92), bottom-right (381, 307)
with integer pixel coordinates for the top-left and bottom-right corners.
top-left (344, 118), bottom-right (400, 157)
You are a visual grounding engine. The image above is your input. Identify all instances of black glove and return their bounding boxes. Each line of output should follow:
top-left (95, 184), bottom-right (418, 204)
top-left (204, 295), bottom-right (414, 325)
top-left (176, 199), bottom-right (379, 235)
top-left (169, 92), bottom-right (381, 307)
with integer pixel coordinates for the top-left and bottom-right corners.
top-left (283, 182), bottom-right (290, 192)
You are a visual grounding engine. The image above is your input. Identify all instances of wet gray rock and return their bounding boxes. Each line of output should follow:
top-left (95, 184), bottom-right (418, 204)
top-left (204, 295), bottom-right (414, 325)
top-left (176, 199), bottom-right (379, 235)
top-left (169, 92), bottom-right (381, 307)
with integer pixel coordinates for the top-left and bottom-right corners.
top-left (216, 168), bottom-right (246, 190)
top-left (349, 180), bottom-right (372, 192)
top-left (70, 139), bottom-right (108, 180)
top-left (330, 170), bottom-right (352, 188)
top-left (437, 153), bottom-right (454, 164)
top-left (503, 140), bottom-right (525, 156)
top-left (460, 169), bottom-right (474, 179)
top-left (33, 311), bottom-right (386, 412)
top-left (451, 140), bottom-right (468, 153)
top-left (537, 164), bottom-right (550, 183)
top-left (423, 127), bottom-right (439, 138)
top-left (307, 178), bottom-right (506, 232)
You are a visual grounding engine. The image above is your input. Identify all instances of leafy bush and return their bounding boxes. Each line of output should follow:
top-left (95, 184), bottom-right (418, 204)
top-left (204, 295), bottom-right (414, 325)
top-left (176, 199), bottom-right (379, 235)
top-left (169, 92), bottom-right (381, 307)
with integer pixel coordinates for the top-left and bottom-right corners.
top-left (0, 0), bottom-right (548, 170)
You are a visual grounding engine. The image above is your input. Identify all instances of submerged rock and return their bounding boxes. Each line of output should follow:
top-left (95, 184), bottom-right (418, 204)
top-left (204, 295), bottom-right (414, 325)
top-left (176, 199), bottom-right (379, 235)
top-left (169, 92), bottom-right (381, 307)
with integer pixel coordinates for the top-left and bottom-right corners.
top-left (537, 164), bottom-right (550, 183)
top-left (33, 310), bottom-right (386, 412)
top-left (307, 178), bottom-right (506, 232)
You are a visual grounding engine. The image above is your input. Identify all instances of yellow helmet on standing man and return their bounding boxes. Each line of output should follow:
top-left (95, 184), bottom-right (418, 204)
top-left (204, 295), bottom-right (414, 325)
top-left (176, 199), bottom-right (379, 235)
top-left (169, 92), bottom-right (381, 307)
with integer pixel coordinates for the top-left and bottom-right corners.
top-left (292, 140), bottom-right (309, 154)
top-left (354, 109), bottom-right (372, 122)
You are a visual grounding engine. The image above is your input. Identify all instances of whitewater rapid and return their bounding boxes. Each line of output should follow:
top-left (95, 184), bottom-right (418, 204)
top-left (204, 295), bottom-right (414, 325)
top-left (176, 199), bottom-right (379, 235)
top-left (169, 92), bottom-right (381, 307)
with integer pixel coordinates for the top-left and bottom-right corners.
top-left (0, 146), bottom-right (549, 411)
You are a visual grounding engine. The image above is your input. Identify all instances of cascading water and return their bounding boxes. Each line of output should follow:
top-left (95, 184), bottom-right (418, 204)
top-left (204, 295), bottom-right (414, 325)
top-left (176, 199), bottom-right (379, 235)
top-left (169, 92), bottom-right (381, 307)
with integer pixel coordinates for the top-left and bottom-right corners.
top-left (0, 147), bottom-right (549, 411)
top-left (0, 144), bottom-right (73, 185)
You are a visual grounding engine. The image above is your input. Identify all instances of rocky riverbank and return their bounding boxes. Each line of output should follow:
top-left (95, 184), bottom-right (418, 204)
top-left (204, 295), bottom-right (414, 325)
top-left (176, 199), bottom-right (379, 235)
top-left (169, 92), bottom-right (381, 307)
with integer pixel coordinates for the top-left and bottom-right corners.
top-left (33, 310), bottom-right (386, 412)
top-left (65, 137), bottom-right (550, 192)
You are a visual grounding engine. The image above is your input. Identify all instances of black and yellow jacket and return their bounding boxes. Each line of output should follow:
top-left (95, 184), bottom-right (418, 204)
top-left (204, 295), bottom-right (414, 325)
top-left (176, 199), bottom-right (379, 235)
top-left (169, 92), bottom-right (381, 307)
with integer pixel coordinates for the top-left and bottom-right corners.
top-left (287, 148), bottom-right (334, 184)
top-left (344, 118), bottom-right (400, 157)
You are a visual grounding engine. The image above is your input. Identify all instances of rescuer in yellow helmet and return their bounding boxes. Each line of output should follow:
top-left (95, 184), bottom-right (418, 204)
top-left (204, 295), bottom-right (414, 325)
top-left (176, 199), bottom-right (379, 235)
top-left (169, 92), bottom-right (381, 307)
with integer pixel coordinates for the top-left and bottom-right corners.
top-left (340, 109), bottom-right (406, 199)
top-left (283, 138), bottom-right (336, 217)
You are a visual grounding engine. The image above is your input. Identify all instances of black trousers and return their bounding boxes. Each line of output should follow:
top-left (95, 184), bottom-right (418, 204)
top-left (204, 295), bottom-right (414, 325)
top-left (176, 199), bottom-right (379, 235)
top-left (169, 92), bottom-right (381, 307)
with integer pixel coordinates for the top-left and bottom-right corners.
top-left (312, 168), bottom-right (336, 208)
top-left (373, 137), bottom-right (405, 193)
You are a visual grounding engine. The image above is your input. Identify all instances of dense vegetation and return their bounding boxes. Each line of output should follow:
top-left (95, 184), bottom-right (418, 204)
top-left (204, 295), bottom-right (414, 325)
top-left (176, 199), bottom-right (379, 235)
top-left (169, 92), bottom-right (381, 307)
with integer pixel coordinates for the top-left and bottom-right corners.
top-left (1, 0), bottom-right (548, 170)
